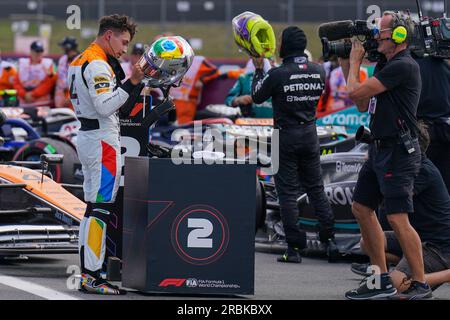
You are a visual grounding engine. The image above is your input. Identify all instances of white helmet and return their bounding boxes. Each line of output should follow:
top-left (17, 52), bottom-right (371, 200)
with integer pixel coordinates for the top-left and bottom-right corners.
top-left (138, 36), bottom-right (194, 88)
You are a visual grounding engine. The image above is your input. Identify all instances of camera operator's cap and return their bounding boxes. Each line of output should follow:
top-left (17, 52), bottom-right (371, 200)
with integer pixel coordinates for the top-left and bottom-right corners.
top-left (132, 42), bottom-right (145, 55)
top-left (58, 37), bottom-right (78, 50)
top-left (30, 40), bottom-right (44, 52)
top-left (280, 26), bottom-right (307, 58)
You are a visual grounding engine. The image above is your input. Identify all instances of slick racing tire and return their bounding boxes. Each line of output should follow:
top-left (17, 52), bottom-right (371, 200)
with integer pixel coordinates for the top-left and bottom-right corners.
top-left (255, 178), bottom-right (266, 232)
top-left (13, 137), bottom-right (79, 184)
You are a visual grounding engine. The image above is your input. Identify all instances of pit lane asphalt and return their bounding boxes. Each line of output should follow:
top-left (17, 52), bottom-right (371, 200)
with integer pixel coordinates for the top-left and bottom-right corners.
top-left (0, 252), bottom-right (449, 300)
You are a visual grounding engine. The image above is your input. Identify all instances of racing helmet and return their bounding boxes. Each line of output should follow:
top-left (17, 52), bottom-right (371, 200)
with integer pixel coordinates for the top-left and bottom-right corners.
top-left (138, 36), bottom-right (194, 88)
top-left (232, 11), bottom-right (276, 58)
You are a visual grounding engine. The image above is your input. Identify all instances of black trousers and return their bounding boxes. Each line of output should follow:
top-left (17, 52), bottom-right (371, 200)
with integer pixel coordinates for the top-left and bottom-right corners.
top-left (275, 124), bottom-right (335, 248)
top-left (426, 122), bottom-right (450, 196)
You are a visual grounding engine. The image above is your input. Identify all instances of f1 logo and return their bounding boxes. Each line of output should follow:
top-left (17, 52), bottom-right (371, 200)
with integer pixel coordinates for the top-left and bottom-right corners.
top-left (158, 278), bottom-right (186, 287)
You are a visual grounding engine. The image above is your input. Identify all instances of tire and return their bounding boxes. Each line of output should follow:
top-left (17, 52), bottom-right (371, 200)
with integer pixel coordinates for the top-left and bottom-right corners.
top-left (13, 137), bottom-right (80, 184)
top-left (255, 178), bottom-right (266, 232)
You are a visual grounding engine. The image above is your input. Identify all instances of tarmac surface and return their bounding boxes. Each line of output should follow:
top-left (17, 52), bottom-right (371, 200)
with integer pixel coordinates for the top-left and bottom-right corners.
top-left (0, 252), bottom-right (449, 300)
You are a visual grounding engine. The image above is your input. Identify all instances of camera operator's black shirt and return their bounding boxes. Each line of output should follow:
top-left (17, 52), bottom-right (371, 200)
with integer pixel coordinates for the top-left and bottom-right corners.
top-left (415, 56), bottom-right (450, 120)
top-left (251, 56), bottom-right (325, 128)
top-left (372, 49), bottom-right (421, 139)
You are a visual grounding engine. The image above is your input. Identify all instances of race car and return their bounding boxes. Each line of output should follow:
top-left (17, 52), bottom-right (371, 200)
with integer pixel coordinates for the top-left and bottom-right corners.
top-left (0, 155), bottom-right (84, 256)
top-left (256, 143), bottom-right (369, 259)
top-left (0, 110), bottom-right (84, 256)
top-left (148, 113), bottom-right (358, 159)
top-left (0, 107), bottom-right (80, 184)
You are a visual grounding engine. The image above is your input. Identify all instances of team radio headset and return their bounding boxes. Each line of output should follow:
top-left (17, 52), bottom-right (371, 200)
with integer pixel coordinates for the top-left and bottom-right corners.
top-left (390, 12), bottom-right (410, 45)
top-left (376, 12), bottom-right (410, 45)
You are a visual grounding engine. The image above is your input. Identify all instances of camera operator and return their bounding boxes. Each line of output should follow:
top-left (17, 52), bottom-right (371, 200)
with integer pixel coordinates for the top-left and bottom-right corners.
top-left (413, 55), bottom-right (450, 195)
top-left (352, 122), bottom-right (450, 298)
top-left (340, 11), bottom-right (432, 300)
top-left (251, 26), bottom-right (337, 264)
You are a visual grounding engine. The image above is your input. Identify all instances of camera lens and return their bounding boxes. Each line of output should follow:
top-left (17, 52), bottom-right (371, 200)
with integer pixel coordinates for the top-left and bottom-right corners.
top-left (321, 37), bottom-right (352, 59)
top-left (330, 42), bottom-right (352, 58)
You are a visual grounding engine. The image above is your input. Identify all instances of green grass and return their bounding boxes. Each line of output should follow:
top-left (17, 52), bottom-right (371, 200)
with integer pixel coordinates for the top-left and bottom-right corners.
top-left (0, 20), bottom-right (323, 60)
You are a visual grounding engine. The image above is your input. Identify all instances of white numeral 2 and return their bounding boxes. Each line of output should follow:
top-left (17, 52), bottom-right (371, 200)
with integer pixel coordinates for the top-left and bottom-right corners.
top-left (187, 218), bottom-right (213, 248)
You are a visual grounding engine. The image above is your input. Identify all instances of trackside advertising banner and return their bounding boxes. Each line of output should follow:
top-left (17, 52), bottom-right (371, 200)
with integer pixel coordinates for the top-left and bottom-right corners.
top-left (317, 106), bottom-right (370, 134)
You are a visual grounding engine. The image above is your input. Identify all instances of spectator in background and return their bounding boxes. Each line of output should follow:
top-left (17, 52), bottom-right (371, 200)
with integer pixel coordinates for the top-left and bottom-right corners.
top-left (316, 55), bottom-right (339, 114)
top-left (328, 65), bottom-right (368, 110)
top-left (0, 52), bottom-right (17, 91)
top-left (54, 37), bottom-right (79, 108)
top-left (14, 41), bottom-right (56, 106)
top-left (171, 55), bottom-right (219, 124)
top-left (121, 42), bottom-right (145, 80)
top-left (317, 55), bottom-right (369, 115)
top-left (225, 58), bottom-right (273, 118)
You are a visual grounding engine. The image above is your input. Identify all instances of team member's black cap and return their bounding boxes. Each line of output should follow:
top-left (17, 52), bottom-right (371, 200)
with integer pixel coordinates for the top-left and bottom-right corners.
top-left (131, 43), bottom-right (145, 55)
top-left (58, 37), bottom-right (78, 51)
top-left (279, 26), bottom-right (307, 58)
top-left (30, 41), bottom-right (44, 53)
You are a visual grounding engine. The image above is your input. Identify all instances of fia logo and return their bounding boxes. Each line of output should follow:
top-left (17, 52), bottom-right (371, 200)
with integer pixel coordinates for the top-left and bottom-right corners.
top-left (186, 278), bottom-right (198, 288)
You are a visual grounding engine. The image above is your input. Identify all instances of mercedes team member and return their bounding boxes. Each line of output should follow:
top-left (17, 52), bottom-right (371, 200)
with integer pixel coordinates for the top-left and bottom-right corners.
top-left (252, 26), bottom-right (336, 264)
top-left (414, 56), bottom-right (450, 195)
top-left (341, 12), bottom-right (431, 300)
top-left (68, 14), bottom-right (144, 295)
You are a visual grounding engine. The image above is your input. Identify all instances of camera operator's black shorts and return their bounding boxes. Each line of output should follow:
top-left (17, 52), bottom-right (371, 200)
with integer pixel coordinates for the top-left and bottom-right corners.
top-left (353, 142), bottom-right (421, 214)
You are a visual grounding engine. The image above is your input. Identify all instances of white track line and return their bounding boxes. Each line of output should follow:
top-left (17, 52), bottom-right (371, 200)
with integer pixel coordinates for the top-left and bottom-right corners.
top-left (0, 275), bottom-right (80, 300)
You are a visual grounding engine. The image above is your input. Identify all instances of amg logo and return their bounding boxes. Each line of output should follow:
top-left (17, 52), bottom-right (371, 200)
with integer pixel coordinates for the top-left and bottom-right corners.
top-left (336, 161), bottom-right (363, 173)
top-left (289, 74), bottom-right (320, 80)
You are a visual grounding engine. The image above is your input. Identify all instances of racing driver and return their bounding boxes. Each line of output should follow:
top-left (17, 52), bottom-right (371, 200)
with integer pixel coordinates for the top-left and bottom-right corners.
top-left (68, 14), bottom-right (144, 295)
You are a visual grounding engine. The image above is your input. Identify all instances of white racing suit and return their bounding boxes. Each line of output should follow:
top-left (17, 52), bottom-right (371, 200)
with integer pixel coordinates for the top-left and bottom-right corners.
top-left (68, 43), bottom-right (138, 277)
